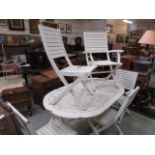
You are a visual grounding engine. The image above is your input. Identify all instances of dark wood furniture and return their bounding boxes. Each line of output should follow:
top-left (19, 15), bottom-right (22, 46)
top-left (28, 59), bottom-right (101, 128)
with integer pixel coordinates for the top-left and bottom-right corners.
top-left (138, 68), bottom-right (152, 87)
top-left (31, 70), bottom-right (61, 108)
top-left (0, 45), bottom-right (32, 57)
top-left (125, 47), bottom-right (141, 55)
top-left (121, 55), bottom-right (138, 70)
top-left (25, 51), bottom-right (50, 69)
top-left (121, 54), bottom-right (154, 87)
top-left (1, 87), bottom-right (32, 115)
top-left (0, 99), bottom-right (22, 135)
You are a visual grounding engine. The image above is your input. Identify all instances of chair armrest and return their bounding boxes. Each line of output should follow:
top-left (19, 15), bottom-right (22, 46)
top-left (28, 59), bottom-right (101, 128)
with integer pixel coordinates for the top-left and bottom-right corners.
top-left (109, 50), bottom-right (124, 53)
top-left (109, 50), bottom-right (123, 63)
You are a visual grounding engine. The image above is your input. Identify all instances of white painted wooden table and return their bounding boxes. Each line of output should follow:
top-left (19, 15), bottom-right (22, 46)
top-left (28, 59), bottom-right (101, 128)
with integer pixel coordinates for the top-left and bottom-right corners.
top-left (44, 80), bottom-right (124, 119)
top-left (0, 75), bottom-right (25, 94)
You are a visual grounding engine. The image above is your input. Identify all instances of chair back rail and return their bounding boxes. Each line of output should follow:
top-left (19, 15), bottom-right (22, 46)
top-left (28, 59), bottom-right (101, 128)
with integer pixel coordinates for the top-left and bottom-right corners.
top-left (84, 32), bottom-right (108, 54)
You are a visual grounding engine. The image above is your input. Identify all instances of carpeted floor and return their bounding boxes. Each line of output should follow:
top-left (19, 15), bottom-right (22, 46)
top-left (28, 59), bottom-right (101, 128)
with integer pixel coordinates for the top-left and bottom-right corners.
top-left (129, 86), bottom-right (155, 119)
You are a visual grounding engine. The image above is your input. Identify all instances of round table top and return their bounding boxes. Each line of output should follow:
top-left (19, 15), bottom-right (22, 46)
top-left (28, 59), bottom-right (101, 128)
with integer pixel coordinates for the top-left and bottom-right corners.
top-left (43, 80), bottom-right (124, 119)
top-left (0, 75), bottom-right (25, 93)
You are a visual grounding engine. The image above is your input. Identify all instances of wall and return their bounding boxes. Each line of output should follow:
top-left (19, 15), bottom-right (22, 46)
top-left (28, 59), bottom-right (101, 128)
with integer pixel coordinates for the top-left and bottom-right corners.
top-left (131, 20), bottom-right (155, 31)
top-left (0, 19), bottom-right (84, 45)
top-left (53, 19), bottom-right (83, 45)
top-left (106, 19), bottom-right (128, 35)
top-left (41, 19), bottom-right (106, 44)
top-left (0, 19), bottom-right (106, 45)
top-left (81, 20), bottom-right (106, 32)
top-left (0, 19), bottom-right (30, 35)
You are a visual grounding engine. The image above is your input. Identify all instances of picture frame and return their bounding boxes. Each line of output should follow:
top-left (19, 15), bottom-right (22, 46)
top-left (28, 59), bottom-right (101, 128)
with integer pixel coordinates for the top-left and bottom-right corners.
top-left (8, 19), bottom-right (25, 31)
top-left (66, 24), bottom-right (72, 33)
top-left (58, 23), bottom-right (66, 33)
top-left (42, 21), bottom-right (58, 29)
top-left (29, 19), bottom-right (40, 34)
top-left (46, 19), bottom-right (55, 22)
top-left (0, 19), bottom-right (8, 26)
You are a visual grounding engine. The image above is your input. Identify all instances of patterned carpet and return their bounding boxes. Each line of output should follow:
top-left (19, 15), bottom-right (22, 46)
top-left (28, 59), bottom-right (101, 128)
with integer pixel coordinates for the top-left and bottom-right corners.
top-left (130, 81), bottom-right (155, 119)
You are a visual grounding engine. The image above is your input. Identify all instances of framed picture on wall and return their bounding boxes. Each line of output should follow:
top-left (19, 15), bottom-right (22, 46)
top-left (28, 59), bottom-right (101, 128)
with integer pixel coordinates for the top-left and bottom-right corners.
top-left (46, 19), bottom-right (55, 22)
top-left (8, 19), bottom-right (25, 31)
top-left (0, 19), bottom-right (8, 26)
top-left (29, 19), bottom-right (40, 34)
top-left (66, 24), bottom-right (72, 33)
top-left (42, 21), bottom-right (58, 29)
top-left (58, 23), bottom-right (66, 33)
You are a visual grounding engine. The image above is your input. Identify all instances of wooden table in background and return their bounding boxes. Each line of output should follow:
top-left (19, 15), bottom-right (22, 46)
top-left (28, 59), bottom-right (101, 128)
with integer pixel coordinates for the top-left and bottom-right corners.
top-left (137, 68), bottom-right (152, 87)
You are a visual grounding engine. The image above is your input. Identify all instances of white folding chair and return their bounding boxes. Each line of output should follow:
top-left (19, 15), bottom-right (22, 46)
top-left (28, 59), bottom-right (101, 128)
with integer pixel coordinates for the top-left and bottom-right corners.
top-left (91, 86), bottom-right (140, 135)
top-left (84, 32), bottom-right (123, 81)
top-left (7, 102), bottom-right (77, 135)
top-left (6, 102), bottom-right (36, 135)
top-left (38, 25), bottom-right (96, 86)
top-left (114, 69), bottom-right (138, 114)
top-left (116, 69), bottom-right (138, 91)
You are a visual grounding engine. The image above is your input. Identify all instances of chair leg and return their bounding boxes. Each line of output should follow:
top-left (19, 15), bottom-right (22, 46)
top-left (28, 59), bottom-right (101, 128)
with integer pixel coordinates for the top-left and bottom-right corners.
top-left (114, 122), bottom-right (123, 135)
top-left (126, 109), bottom-right (131, 115)
top-left (109, 65), bottom-right (118, 88)
top-left (89, 74), bottom-right (95, 91)
top-left (87, 120), bottom-right (99, 135)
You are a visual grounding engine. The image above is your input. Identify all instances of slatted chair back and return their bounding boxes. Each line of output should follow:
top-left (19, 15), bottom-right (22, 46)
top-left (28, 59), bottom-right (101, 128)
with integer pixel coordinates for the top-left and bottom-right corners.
top-left (84, 32), bottom-right (108, 53)
top-left (7, 102), bottom-right (36, 135)
top-left (7, 102), bottom-right (77, 135)
top-left (84, 32), bottom-right (110, 65)
top-left (38, 24), bottom-right (72, 85)
top-left (115, 86), bottom-right (140, 121)
top-left (115, 69), bottom-right (138, 90)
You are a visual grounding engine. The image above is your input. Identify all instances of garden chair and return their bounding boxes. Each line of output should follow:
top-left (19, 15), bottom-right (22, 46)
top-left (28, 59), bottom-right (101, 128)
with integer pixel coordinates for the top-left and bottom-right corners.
top-left (38, 25), bottom-right (96, 86)
top-left (7, 102), bottom-right (77, 135)
top-left (91, 86), bottom-right (140, 134)
top-left (84, 32), bottom-right (123, 81)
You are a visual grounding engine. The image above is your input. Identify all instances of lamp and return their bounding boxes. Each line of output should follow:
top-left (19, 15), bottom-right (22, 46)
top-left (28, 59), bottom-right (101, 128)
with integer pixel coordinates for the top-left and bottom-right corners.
top-left (138, 30), bottom-right (155, 75)
top-left (138, 30), bottom-right (155, 45)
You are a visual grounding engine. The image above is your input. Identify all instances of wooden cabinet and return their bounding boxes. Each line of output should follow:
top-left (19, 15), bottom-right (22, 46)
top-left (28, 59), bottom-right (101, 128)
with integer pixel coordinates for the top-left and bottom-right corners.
top-left (31, 71), bottom-right (61, 108)
top-left (121, 55), bottom-right (138, 70)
